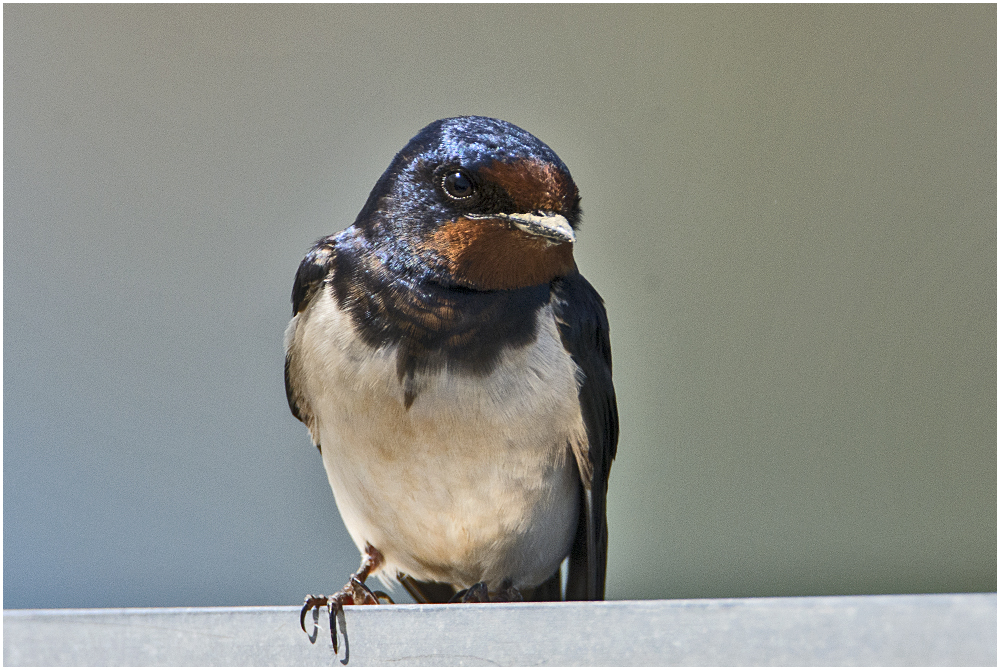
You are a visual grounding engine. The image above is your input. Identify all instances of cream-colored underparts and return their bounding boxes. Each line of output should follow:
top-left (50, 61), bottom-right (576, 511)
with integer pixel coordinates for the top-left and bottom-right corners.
top-left (285, 287), bottom-right (589, 591)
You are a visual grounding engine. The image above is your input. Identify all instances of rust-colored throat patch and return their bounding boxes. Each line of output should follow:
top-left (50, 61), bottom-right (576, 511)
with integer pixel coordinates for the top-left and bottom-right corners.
top-left (429, 217), bottom-right (576, 290)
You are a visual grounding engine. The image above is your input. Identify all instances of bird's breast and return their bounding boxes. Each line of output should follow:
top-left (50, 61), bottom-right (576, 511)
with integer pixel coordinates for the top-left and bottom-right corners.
top-left (286, 286), bottom-right (588, 590)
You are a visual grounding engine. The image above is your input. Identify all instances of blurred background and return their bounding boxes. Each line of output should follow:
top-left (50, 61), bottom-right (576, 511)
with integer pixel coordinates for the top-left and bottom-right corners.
top-left (4, 5), bottom-right (995, 609)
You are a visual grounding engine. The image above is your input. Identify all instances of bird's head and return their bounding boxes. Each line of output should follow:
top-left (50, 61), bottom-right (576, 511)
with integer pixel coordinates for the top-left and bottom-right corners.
top-left (353, 116), bottom-right (581, 291)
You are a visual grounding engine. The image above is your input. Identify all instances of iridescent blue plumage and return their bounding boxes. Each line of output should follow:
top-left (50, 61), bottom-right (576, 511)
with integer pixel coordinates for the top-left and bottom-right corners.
top-left (351, 117), bottom-right (580, 256)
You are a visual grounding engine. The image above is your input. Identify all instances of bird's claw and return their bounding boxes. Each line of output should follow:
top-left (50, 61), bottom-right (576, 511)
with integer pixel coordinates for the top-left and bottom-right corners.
top-left (300, 544), bottom-right (391, 652)
top-left (450, 582), bottom-right (489, 603)
top-left (300, 590), bottom-right (354, 652)
top-left (492, 578), bottom-right (524, 602)
top-left (450, 579), bottom-right (523, 603)
top-left (371, 589), bottom-right (395, 604)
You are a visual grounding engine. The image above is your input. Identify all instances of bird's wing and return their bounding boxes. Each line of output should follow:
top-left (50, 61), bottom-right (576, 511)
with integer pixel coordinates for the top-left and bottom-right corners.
top-left (551, 273), bottom-right (619, 600)
top-left (284, 238), bottom-right (338, 446)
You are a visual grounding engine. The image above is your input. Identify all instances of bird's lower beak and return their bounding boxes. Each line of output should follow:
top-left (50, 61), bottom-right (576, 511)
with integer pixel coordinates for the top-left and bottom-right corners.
top-left (502, 212), bottom-right (576, 245)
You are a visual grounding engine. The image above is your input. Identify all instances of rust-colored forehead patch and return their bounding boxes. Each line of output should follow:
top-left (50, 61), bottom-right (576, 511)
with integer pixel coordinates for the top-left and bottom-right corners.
top-left (479, 158), bottom-right (576, 213)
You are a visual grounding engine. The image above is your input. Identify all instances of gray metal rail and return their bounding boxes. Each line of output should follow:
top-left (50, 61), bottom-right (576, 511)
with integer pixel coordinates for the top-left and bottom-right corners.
top-left (4, 593), bottom-right (996, 666)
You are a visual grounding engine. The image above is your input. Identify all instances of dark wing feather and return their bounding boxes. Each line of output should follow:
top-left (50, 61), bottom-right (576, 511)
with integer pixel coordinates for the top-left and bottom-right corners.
top-left (285, 238), bottom-right (338, 438)
top-left (551, 273), bottom-right (619, 600)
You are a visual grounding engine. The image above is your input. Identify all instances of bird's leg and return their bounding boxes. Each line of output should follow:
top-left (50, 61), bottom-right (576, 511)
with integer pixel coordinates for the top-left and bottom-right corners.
top-left (300, 544), bottom-right (394, 651)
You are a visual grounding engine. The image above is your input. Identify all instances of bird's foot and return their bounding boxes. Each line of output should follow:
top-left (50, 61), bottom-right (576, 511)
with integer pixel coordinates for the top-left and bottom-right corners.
top-left (450, 582), bottom-right (489, 603)
top-left (450, 578), bottom-right (524, 603)
top-left (491, 578), bottom-right (524, 602)
top-left (300, 544), bottom-right (393, 652)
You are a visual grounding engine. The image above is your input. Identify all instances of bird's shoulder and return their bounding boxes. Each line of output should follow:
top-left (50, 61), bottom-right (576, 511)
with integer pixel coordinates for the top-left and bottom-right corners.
top-left (290, 231), bottom-right (351, 317)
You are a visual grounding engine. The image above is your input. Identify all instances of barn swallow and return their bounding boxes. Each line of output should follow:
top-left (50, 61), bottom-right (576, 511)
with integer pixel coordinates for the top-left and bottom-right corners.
top-left (284, 116), bottom-right (619, 651)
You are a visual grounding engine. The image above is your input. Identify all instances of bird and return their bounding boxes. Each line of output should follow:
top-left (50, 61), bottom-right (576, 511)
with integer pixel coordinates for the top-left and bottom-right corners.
top-left (284, 116), bottom-right (618, 650)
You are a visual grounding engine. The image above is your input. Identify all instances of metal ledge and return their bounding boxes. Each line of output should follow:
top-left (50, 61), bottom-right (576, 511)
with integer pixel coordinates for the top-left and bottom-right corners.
top-left (4, 593), bottom-right (996, 666)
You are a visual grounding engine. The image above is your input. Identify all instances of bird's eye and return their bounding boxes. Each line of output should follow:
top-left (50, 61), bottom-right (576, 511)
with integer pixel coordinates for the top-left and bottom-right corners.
top-left (442, 171), bottom-right (475, 200)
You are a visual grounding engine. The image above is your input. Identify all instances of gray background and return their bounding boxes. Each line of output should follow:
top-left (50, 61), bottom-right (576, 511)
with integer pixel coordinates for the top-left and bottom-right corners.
top-left (4, 5), bottom-right (995, 609)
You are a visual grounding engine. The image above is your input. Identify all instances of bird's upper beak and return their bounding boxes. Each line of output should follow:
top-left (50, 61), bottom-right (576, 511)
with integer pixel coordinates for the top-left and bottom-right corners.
top-left (470, 212), bottom-right (576, 245)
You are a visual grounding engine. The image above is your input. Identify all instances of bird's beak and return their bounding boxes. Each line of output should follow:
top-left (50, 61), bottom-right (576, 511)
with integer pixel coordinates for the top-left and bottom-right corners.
top-left (475, 212), bottom-right (575, 245)
top-left (506, 212), bottom-right (576, 244)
